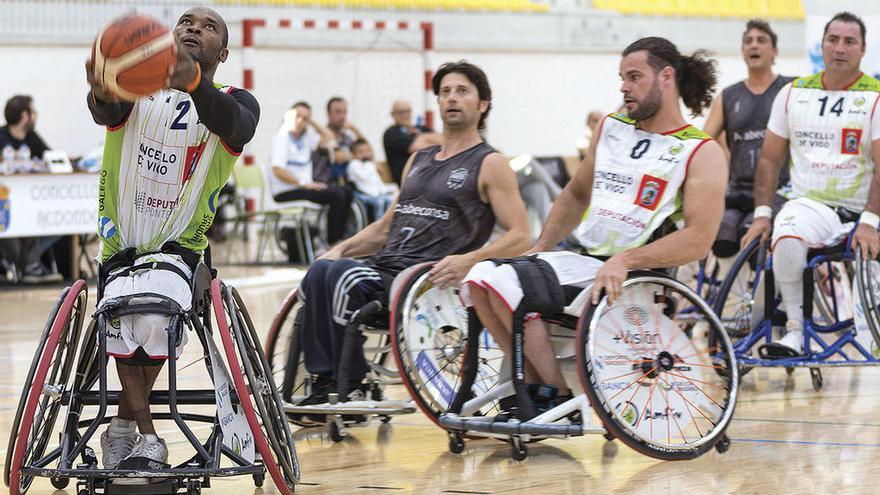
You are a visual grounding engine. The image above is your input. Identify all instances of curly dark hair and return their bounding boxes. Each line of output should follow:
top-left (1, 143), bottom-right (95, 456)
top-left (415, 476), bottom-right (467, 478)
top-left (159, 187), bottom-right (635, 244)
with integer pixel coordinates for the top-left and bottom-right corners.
top-left (623, 37), bottom-right (718, 117)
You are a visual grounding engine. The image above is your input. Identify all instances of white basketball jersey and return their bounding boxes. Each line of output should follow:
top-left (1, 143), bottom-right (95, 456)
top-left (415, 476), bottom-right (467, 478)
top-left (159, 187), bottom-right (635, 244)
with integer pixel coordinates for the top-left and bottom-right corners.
top-left (572, 114), bottom-right (712, 256)
top-left (99, 86), bottom-right (240, 260)
top-left (774, 72), bottom-right (880, 211)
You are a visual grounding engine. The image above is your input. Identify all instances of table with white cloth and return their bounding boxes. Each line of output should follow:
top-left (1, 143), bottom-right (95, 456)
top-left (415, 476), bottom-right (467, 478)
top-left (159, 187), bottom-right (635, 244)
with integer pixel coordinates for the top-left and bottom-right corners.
top-left (0, 172), bottom-right (99, 279)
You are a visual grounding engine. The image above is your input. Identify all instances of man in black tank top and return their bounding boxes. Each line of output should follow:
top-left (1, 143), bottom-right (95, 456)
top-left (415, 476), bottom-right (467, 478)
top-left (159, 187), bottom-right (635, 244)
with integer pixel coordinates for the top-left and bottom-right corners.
top-left (291, 61), bottom-right (530, 419)
top-left (703, 19), bottom-right (792, 259)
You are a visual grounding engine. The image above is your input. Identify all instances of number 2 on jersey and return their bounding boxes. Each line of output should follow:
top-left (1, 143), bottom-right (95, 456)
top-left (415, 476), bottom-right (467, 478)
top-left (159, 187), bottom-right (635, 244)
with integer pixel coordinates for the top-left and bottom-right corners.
top-left (171, 101), bottom-right (191, 130)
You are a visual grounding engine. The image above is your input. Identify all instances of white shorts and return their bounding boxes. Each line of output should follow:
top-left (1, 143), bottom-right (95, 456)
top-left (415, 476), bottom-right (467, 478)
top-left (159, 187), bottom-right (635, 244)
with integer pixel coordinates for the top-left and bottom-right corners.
top-left (99, 253), bottom-right (193, 361)
top-left (460, 251), bottom-right (604, 312)
top-left (772, 197), bottom-right (853, 249)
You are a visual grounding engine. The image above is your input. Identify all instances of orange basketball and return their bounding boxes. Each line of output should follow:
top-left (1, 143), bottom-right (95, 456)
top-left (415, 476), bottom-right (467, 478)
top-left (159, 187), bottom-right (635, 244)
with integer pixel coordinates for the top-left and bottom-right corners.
top-left (92, 14), bottom-right (177, 100)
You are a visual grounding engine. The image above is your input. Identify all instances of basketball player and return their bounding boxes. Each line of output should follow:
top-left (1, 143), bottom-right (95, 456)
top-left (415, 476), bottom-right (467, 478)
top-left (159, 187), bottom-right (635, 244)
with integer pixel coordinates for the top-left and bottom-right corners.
top-left (461, 37), bottom-right (727, 410)
top-left (741, 12), bottom-right (880, 357)
top-left (85, 7), bottom-right (260, 478)
top-left (703, 20), bottom-right (793, 265)
top-left (291, 61), bottom-right (529, 423)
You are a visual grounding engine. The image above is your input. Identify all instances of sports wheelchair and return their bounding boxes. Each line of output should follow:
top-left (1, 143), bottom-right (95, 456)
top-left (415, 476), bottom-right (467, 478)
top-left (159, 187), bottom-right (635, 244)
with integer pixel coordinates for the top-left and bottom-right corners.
top-left (264, 264), bottom-right (447, 441)
top-left (392, 268), bottom-right (739, 461)
top-left (5, 265), bottom-right (298, 494)
top-left (711, 233), bottom-right (880, 391)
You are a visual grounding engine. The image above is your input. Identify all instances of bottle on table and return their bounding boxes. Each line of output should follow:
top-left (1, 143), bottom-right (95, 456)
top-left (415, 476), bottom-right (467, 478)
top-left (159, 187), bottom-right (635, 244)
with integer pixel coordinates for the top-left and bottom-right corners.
top-left (0, 145), bottom-right (14, 175)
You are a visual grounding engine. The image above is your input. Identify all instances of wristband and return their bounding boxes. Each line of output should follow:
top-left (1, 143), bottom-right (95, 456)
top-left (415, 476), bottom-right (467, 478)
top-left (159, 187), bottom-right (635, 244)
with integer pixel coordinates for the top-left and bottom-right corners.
top-left (753, 205), bottom-right (773, 219)
top-left (185, 63), bottom-right (202, 93)
top-left (860, 211), bottom-right (880, 229)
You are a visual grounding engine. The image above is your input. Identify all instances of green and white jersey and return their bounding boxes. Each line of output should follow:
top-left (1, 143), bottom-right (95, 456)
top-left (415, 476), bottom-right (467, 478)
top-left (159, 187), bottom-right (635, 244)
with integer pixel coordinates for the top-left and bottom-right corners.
top-left (97, 86), bottom-right (240, 261)
top-left (572, 113), bottom-right (711, 257)
top-left (767, 72), bottom-right (880, 211)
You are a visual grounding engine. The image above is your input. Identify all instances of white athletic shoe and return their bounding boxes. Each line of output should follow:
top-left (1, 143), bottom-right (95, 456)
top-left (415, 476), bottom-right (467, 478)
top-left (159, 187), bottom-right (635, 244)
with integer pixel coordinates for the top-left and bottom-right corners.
top-left (114, 436), bottom-right (169, 485)
top-left (776, 329), bottom-right (805, 355)
top-left (760, 320), bottom-right (804, 359)
top-left (100, 427), bottom-right (138, 469)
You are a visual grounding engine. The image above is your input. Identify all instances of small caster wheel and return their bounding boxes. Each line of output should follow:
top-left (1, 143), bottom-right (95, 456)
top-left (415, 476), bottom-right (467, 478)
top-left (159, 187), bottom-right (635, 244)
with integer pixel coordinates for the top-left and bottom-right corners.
top-left (370, 382), bottom-right (383, 401)
top-left (603, 432), bottom-right (615, 442)
top-left (78, 490), bottom-right (89, 495)
top-left (51, 477), bottom-right (70, 489)
top-left (187, 480), bottom-right (202, 495)
top-left (253, 472), bottom-right (265, 488)
top-left (714, 434), bottom-right (731, 454)
top-left (449, 432), bottom-right (465, 454)
top-left (329, 419), bottom-right (346, 442)
top-left (810, 368), bottom-right (823, 391)
top-left (785, 366), bottom-right (795, 376)
top-left (381, 415), bottom-right (392, 424)
top-left (511, 437), bottom-right (528, 461)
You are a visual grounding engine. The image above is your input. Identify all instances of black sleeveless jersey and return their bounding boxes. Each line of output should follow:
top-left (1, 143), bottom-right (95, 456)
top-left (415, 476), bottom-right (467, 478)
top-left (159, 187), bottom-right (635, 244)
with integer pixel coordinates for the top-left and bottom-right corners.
top-left (368, 142), bottom-right (497, 275)
top-left (722, 75), bottom-right (794, 192)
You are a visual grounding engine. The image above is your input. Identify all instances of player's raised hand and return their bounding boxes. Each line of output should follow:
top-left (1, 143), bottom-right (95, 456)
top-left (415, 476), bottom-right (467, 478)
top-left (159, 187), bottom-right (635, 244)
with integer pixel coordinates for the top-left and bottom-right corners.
top-left (85, 58), bottom-right (120, 103)
top-left (167, 43), bottom-right (200, 92)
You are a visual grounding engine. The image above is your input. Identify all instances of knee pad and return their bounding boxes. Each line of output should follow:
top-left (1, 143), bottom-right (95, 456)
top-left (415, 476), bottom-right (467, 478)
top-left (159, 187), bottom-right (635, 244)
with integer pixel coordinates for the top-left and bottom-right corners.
top-left (773, 237), bottom-right (808, 283)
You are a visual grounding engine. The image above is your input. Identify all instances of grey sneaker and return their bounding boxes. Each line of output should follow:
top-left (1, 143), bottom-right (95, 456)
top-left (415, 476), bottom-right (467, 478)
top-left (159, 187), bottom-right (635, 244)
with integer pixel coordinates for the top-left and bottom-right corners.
top-left (114, 436), bottom-right (169, 484)
top-left (100, 429), bottom-right (138, 469)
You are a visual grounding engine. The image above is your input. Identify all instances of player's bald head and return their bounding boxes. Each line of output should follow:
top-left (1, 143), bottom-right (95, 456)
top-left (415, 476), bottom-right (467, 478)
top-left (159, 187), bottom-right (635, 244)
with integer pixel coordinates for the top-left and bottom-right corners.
top-left (180, 7), bottom-right (228, 48)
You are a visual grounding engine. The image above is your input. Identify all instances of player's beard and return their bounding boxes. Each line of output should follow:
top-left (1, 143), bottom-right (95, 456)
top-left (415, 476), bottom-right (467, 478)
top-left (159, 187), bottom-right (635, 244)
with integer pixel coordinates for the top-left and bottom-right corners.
top-left (628, 79), bottom-right (662, 121)
top-left (186, 46), bottom-right (217, 74)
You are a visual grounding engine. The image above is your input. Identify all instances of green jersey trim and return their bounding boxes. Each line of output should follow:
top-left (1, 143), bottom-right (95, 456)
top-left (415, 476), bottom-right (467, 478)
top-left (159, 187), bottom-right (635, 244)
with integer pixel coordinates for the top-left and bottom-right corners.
top-left (793, 71), bottom-right (880, 92)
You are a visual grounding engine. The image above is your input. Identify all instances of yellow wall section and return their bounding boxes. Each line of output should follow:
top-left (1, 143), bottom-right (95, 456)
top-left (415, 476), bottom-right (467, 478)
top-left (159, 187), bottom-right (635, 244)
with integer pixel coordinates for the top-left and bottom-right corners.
top-left (592, 0), bottom-right (804, 20)
top-left (218, 0), bottom-right (550, 13)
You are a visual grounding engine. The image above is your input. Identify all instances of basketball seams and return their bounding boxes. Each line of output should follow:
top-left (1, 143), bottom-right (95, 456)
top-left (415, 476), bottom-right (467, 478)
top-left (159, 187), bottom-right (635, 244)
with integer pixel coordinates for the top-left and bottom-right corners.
top-left (95, 16), bottom-right (176, 100)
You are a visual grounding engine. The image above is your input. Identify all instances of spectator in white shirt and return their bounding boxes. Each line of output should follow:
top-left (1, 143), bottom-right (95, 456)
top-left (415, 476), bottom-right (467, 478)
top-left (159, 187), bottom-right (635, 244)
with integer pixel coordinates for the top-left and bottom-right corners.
top-left (268, 101), bottom-right (352, 253)
top-left (347, 139), bottom-right (396, 222)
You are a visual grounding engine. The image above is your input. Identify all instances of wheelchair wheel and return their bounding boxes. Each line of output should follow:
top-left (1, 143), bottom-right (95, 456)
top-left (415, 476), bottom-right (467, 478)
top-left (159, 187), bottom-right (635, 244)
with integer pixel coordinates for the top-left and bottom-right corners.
top-left (391, 264), bottom-right (506, 426)
top-left (8, 280), bottom-right (87, 494)
top-left (265, 289), bottom-right (305, 404)
top-left (855, 247), bottom-right (880, 351)
top-left (578, 272), bottom-right (738, 460)
top-left (265, 289), bottom-right (391, 414)
top-left (212, 281), bottom-right (298, 494)
top-left (712, 239), bottom-right (762, 340)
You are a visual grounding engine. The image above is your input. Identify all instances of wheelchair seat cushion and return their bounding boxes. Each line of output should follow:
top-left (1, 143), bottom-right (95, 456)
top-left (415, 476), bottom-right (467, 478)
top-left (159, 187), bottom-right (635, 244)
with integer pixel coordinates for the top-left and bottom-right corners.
top-left (99, 253), bottom-right (192, 361)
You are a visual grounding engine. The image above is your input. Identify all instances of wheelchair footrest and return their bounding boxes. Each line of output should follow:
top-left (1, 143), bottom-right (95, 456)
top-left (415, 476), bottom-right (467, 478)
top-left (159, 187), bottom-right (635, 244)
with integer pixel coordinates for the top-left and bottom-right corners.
top-left (283, 399), bottom-right (416, 416)
top-left (439, 414), bottom-right (594, 437)
top-left (105, 479), bottom-right (177, 495)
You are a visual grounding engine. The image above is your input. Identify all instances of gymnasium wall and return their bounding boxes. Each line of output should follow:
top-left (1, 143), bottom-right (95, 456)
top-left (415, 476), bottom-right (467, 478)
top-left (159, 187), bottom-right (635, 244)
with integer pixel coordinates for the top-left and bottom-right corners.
top-left (0, 43), bottom-right (808, 163)
top-left (0, 1), bottom-right (825, 163)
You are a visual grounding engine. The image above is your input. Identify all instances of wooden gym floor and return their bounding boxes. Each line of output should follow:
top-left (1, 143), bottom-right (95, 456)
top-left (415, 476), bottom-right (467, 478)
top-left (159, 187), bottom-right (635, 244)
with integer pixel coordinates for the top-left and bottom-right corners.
top-left (1, 263), bottom-right (877, 495)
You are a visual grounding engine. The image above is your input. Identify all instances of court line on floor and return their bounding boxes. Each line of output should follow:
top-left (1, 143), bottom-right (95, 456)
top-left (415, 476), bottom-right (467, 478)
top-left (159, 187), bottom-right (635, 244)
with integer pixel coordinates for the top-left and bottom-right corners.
top-left (732, 437), bottom-right (880, 448)
top-left (734, 417), bottom-right (880, 427)
top-left (736, 393), bottom-right (880, 403)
